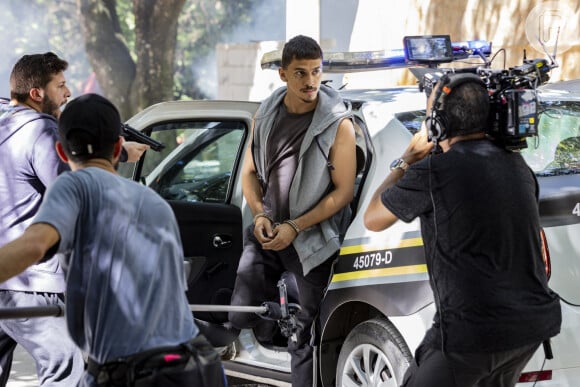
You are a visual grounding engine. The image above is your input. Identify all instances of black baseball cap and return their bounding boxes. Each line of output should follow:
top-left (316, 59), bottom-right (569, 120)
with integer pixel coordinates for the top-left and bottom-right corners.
top-left (58, 93), bottom-right (121, 156)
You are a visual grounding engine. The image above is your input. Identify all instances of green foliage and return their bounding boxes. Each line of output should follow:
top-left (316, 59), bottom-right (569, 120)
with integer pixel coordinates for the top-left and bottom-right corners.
top-left (1, 0), bottom-right (92, 96)
top-left (115, 0), bottom-right (136, 59)
top-left (1, 0), bottom-right (259, 102)
top-left (174, 0), bottom-right (261, 100)
top-left (45, 2), bottom-right (93, 95)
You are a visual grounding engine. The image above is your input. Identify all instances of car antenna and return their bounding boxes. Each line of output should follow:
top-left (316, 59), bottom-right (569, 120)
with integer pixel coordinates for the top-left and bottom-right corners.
top-left (537, 27), bottom-right (560, 70)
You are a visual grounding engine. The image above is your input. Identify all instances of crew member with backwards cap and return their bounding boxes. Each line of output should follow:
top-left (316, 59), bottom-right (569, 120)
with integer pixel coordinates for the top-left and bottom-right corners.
top-left (0, 94), bottom-right (226, 387)
top-left (0, 53), bottom-right (147, 386)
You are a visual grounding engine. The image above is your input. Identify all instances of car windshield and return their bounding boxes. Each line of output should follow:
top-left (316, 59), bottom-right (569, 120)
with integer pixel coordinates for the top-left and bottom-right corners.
top-left (521, 100), bottom-right (580, 176)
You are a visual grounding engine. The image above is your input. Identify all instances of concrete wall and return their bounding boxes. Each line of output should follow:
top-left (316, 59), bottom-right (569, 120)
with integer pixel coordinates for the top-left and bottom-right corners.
top-left (216, 41), bottom-right (284, 102)
top-left (217, 0), bottom-right (580, 101)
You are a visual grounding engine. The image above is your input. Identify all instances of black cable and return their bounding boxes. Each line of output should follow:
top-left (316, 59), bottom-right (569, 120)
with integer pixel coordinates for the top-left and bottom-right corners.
top-left (427, 153), bottom-right (446, 356)
top-left (531, 355), bottom-right (547, 387)
top-left (488, 48), bottom-right (507, 69)
top-left (559, 298), bottom-right (580, 307)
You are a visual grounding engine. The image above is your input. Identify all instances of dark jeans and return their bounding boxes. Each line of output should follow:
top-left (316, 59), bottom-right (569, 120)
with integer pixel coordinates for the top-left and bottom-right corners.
top-left (0, 290), bottom-right (84, 386)
top-left (229, 226), bottom-right (334, 387)
top-left (401, 341), bottom-right (541, 387)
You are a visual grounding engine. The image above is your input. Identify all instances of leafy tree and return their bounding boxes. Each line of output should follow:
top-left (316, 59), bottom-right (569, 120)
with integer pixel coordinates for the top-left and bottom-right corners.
top-left (82, 0), bottom-right (261, 118)
top-left (0, 1), bottom-right (91, 99)
top-left (1, 0), bottom-right (259, 119)
top-left (78, 0), bottom-right (185, 118)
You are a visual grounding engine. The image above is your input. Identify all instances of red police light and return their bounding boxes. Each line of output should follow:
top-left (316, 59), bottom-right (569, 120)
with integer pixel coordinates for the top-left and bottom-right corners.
top-left (518, 369), bottom-right (552, 382)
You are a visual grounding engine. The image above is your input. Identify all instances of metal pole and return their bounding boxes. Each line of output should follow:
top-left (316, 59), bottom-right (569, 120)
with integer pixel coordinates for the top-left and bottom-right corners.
top-left (189, 304), bottom-right (268, 314)
top-left (0, 305), bottom-right (64, 319)
top-left (0, 304), bottom-right (273, 320)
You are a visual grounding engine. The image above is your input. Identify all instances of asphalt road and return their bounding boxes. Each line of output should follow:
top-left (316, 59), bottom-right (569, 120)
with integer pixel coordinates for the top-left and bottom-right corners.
top-left (6, 346), bottom-right (36, 387)
top-left (7, 345), bottom-right (273, 386)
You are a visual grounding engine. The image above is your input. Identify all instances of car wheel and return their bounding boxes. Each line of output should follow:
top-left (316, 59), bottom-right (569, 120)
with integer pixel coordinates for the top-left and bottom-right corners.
top-left (336, 317), bottom-right (412, 387)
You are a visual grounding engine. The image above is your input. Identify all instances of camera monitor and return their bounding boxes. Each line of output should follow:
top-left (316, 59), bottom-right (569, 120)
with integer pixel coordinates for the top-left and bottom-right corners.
top-left (404, 35), bottom-right (454, 63)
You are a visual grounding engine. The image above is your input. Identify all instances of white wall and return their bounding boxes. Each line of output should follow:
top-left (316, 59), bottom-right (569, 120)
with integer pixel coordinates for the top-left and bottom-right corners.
top-left (216, 41), bottom-right (284, 102)
top-left (216, 0), bottom-right (580, 100)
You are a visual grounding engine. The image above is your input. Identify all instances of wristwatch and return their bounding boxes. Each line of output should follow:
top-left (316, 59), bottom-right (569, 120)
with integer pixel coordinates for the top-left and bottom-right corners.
top-left (390, 158), bottom-right (409, 171)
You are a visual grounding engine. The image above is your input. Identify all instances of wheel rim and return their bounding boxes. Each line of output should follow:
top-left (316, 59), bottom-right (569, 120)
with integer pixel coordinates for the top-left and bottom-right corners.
top-left (340, 343), bottom-right (398, 387)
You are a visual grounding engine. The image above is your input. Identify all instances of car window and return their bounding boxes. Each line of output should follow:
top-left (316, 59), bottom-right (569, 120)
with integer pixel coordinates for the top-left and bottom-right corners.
top-left (390, 104), bottom-right (580, 178)
top-left (141, 121), bottom-right (246, 203)
top-left (521, 101), bottom-right (580, 175)
top-left (394, 110), bottom-right (426, 134)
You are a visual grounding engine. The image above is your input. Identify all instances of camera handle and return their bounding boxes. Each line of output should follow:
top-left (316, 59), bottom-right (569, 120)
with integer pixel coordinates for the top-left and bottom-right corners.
top-left (0, 280), bottom-right (302, 343)
top-left (543, 339), bottom-right (554, 360)
top-left (190, 278), bottom-right (301, 343)
top-left (275, 278), bottom-right (302, 342)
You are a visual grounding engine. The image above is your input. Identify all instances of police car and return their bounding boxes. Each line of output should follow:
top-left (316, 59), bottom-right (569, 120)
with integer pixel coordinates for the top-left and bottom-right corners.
top-left (119, 40), bottom-right (580, 386)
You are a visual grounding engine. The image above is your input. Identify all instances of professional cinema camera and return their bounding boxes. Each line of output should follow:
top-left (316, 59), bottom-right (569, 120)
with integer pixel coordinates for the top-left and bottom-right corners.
top-left (403, 35), bottom-right (557, 150)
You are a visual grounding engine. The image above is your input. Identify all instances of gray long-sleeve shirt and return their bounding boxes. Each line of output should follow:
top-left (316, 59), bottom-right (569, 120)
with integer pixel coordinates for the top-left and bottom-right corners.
top-left (0, 100), bottom-right (68, 292)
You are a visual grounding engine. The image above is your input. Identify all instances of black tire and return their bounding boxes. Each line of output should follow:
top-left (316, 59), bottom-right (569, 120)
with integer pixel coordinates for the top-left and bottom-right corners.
top-left (336, 317), bottom-right (413, 387)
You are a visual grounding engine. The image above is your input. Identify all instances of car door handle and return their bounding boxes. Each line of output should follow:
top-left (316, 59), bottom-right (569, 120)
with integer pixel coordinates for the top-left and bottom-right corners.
top-left (212, 234), bottom-right (232, 249)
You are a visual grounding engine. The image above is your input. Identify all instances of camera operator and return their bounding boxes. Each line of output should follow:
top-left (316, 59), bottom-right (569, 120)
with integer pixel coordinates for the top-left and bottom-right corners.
top-left (364, 73), bottom-right (561, 387)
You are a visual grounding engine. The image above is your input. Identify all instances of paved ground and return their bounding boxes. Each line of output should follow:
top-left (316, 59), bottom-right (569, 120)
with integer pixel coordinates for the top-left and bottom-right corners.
top-left (6, 346), bottom-right (37, 387)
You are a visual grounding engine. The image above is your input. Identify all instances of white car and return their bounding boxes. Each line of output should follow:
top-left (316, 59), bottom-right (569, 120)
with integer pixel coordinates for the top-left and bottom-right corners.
top-left (119, 45), bottom-right (580, 386)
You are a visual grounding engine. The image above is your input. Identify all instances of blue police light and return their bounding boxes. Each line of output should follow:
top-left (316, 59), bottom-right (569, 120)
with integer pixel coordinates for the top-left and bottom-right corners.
top-left (260, 39), bottom-right (492, 72)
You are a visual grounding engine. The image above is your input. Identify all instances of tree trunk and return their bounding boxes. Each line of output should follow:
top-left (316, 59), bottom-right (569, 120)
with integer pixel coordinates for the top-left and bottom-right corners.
top-left (77, 0), bottom-right (136, 119)
top-left (77, 0), bottom-right (185, 119)
top-left (131, 0), bottom-right (186, 113)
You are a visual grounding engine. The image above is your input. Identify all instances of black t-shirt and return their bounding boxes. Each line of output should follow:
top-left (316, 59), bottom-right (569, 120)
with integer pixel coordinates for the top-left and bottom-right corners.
top-left (382, 139), bottom-right (561, 352)
top-left (263, 104), bottom-right (313, 222)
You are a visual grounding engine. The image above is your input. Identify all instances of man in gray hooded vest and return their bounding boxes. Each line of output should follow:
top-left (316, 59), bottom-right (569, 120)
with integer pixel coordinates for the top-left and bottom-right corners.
top-left (228, 35), bottom-right (357, 386)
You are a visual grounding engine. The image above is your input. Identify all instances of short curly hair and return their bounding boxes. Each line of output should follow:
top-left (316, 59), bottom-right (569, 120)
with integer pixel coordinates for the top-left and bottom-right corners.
top-left (281, 35), bottom-right (323, 69)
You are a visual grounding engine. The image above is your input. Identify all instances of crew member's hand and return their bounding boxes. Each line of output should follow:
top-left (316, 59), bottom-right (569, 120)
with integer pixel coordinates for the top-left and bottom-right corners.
top-left (262, 223), bottom-right (297, 251)
top-left (122, 140), bottom-right (150, 162)
top-left (254, 217), bottom-right (274, 244)
top-left (402, 122), bottom-right (434, 164)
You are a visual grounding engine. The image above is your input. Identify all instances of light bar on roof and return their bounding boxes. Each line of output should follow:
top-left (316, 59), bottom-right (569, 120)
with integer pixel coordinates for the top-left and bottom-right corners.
top-left (260, 40), bottom-right (492, 73)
